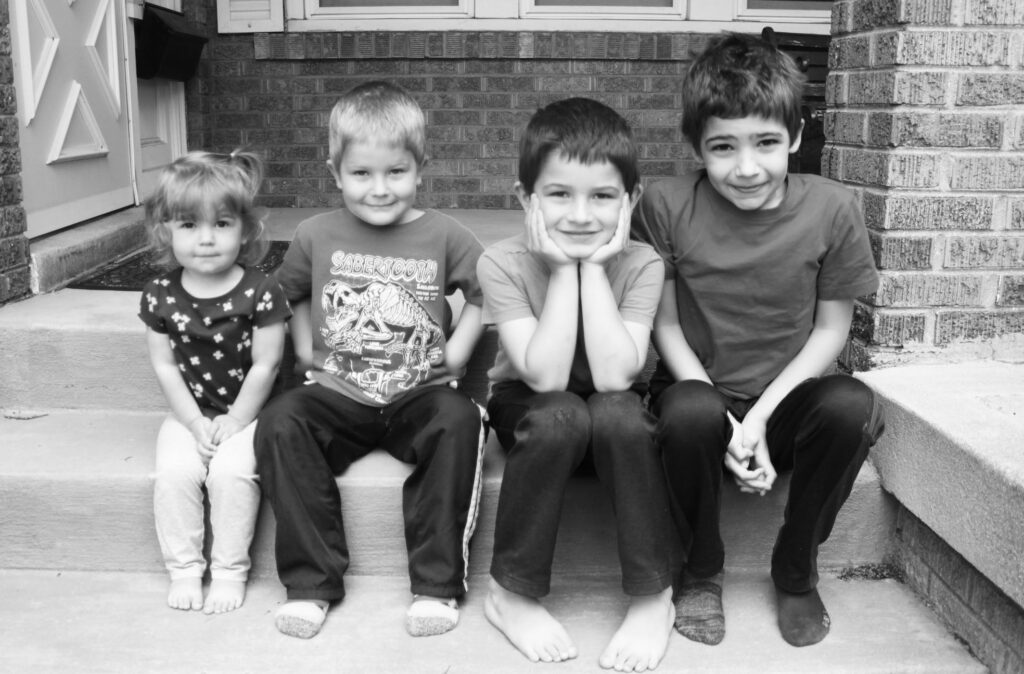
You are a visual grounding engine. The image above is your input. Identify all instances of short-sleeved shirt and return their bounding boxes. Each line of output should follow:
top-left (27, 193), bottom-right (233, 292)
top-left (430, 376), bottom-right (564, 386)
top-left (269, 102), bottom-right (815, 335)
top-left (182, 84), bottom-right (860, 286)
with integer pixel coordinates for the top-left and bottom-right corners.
top-left (632, 170), bottom-right (879, 400)
top-left (275, 208), bottom-right (484, 407)
top-left (139, 267), bottom-right (292, 414)
top-left (477, 233), bottom-right (664, 392)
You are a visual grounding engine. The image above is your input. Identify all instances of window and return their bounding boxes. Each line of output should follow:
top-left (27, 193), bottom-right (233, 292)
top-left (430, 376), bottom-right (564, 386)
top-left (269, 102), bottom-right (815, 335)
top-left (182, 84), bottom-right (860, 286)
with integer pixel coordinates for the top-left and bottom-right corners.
top-left (220, 0), bottom-right (832, 33)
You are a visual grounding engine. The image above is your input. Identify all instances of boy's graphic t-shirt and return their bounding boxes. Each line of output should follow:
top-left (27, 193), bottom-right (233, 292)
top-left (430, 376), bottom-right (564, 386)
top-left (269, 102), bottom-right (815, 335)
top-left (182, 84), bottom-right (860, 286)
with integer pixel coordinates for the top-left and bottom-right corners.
top-left (633, 170), bottom-right (879, 400)
top-left (138, 267), bottom-right (292, 414)
top-left (275, 209), bottom-right (484, 407)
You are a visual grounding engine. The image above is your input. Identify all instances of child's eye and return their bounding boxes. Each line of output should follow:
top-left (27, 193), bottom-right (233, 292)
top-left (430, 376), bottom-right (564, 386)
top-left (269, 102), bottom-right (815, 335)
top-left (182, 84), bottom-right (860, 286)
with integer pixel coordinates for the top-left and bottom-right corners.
top-left (390, 167), bottom-right (407, 175)
top-left (708, 143), bottom-right (733, 154)
top-left (350, 169), bottom-right (369, 177)
top-left (759, 138), bottom-right (781, 148)
top-left (215, 219), bottom-right (233, 228)
top-left (593, 192), bottom-right (617, 201)
top-left (545, 190), bottom-right (569, 199)
top-left (178, 221), bottom-right (195, 229)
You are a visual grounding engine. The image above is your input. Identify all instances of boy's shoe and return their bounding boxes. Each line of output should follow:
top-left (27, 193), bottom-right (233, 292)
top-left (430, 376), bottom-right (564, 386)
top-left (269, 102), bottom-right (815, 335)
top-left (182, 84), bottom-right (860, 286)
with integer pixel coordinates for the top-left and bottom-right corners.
top-left (406, 595), bottom-right (459, 637)
top-left (275, 600), bottom-right (328, 639)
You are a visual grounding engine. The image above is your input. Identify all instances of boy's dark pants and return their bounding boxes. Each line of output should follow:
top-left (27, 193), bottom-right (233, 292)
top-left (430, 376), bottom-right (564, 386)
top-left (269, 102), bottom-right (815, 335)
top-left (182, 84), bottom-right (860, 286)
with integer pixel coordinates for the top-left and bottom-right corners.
top-left (651, 375), bottom-right (885, 594)
top-left (487, 381), bottom-right (674, 599)
top-left (254, 382), bottom-right (483, 602)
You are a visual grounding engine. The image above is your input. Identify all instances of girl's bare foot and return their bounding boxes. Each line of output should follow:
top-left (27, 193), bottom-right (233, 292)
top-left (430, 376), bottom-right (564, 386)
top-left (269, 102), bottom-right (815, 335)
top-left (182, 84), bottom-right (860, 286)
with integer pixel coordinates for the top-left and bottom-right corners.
top-left (203, 579), bottom-right (246, 614)
top-left (484, 577), bottom-right (578, 663)
top-left (167, 577), bottom-right (203, 611)
top-left (599, 587), bottom-right (674, 672)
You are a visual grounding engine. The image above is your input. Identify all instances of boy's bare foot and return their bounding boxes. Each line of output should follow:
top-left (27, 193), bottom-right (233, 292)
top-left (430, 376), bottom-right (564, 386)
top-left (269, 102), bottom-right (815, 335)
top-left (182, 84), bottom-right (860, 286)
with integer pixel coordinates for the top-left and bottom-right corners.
top-left (674, 571), bottom-right (725, 645)
top-left (776, 586), bottom-right (830, 647)
top-left (167, 577), bottom-right (203, 611)
top-left (484, 577), bottom-right (578, 663)
top-left (599, 587), bottom-right (674, 672)
top-left (275, 599), bottom-right (329, 639)
top-left (203, 579), bottom-right (246, 614)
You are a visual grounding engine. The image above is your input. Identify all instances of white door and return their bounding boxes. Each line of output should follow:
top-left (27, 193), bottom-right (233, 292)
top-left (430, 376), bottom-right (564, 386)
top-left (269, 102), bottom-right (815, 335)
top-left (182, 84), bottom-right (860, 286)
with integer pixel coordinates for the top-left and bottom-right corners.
top-left (10, 0), bottom-right (135, 238)
top-left (133, 0), bottom-right (187, 199)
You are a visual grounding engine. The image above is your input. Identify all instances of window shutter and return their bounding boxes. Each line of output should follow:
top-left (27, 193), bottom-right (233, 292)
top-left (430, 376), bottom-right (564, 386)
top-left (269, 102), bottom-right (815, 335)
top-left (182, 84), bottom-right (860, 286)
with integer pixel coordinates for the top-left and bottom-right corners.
top-left (216, 0), bottom-right (283, 33)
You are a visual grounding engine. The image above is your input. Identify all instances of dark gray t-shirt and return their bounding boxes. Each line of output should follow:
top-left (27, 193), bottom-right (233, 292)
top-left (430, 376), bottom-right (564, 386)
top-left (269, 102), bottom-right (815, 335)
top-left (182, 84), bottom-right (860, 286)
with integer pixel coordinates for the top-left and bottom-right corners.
top-left (633, 171), bottom-right (879, 400)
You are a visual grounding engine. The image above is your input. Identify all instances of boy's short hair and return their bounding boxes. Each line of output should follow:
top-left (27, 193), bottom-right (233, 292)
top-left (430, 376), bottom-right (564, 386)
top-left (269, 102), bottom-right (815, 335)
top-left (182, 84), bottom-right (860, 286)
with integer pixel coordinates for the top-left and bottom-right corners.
top-left (328, 81), bottom-right (426, 172)
top-left (518, 97), bottom-right (639, 195)
top-left (681, 33), bottom-right (805, 153)
top-left (146, 149), bottom-right (268, 269)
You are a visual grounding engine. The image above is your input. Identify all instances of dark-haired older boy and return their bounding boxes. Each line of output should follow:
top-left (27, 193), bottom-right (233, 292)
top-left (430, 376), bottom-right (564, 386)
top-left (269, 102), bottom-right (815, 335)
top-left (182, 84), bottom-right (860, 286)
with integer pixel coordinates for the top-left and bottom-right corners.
top-left (632, 33), bottom-right (885, 648)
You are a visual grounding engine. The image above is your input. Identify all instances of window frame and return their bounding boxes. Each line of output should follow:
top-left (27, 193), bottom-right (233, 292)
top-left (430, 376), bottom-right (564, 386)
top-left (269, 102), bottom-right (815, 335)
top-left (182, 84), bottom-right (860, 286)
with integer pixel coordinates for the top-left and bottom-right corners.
top-left (245, 0), bottom-right (833, 34)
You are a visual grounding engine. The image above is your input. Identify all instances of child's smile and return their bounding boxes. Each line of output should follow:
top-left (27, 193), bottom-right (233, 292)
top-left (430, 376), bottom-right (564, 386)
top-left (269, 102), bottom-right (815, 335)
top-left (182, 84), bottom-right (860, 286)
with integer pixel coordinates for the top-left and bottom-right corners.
top-left (698, 115), bottom-right (802, 212)
top-left (522, 153), bottom-right (626, 260)
top-left (332, 140), bottom-right (422, 227)
top-left (170, 211), bottom-right (244, 284)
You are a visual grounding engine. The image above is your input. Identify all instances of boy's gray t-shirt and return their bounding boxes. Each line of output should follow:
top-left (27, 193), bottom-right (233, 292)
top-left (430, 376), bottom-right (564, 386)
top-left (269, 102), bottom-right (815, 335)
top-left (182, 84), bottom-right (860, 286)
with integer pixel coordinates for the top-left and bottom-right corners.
top-left (633, 170), bottom-right (879, 400)
top-left (477, 233), bottom-right (664, 391)
top-left (276, 208), bottom-right (483, 407)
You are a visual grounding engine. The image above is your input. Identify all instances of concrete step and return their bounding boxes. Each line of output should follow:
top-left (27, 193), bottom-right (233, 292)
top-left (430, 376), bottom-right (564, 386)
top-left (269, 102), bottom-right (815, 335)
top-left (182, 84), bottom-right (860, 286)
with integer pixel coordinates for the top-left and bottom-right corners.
top-left (0, 409), bottom-right (894, 578)
top-left (0, 569), bottom-right (984, 673)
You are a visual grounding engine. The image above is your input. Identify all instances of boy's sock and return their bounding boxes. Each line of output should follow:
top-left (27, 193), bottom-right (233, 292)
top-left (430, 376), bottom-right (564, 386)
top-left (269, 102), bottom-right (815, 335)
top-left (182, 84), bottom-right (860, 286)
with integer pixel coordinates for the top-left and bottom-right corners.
top-left (775, 586), bottom-right (830, 647)
top-left (673, 570), bottom-right (725, 645)
top-left (275, 600), bottom-right (329, 639)
top-left (406, 595), bottom-right (459, 637)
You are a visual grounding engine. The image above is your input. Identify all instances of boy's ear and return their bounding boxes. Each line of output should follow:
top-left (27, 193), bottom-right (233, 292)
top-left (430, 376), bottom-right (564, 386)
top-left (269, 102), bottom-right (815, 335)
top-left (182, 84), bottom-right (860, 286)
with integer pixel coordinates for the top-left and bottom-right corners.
top-left (789, 119), bottom-right (805, 154)
top-left (513, 181), bottom-right (531, 210)
top-left (629, 183), bottom-right (644, 210)
top-left (690, 143), bottom-right (704, 164)
top-left (326, 160), bottom-right (343, 190)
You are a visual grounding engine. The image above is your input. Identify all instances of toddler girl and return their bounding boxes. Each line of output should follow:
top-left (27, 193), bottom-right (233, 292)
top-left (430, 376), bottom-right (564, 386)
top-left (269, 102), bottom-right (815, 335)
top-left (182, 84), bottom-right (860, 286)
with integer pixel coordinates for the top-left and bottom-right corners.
top-left (138, 150), bottom-right (291, 613)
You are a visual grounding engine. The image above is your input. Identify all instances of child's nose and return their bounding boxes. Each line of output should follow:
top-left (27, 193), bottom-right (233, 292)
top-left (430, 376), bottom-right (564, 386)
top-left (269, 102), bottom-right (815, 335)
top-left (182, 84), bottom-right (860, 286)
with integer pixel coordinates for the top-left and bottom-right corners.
top-left (372, 174), bottom-right (389, 195)
top-left (735, 150), bottom-right (759, 177)
top-left (568, 198), bottom-right (593, 224)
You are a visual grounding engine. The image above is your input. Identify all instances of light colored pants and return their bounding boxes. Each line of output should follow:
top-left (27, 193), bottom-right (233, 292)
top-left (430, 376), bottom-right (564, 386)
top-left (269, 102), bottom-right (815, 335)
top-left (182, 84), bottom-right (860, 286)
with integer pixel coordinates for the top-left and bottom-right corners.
top-left (153, 415), bottom-right (260, 582)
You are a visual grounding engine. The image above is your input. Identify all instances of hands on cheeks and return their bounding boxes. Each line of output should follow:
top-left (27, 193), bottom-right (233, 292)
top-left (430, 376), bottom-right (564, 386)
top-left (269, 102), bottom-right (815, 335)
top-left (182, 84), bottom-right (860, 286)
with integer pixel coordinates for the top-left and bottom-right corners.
top-left (581, 194), bottom-right (631, 266)
top-left (186, 414), bottom-right (248, 457)
top-left (525, 194), bottom-right (575, 269)
top-left (723, 411), bottom-right (778, 496)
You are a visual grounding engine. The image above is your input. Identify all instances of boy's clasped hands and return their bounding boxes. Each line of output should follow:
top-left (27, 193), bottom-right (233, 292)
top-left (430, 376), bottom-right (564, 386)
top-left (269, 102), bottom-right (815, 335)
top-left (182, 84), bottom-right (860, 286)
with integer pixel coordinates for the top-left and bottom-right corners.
top-left (724, 411), bottom-right (778, 496)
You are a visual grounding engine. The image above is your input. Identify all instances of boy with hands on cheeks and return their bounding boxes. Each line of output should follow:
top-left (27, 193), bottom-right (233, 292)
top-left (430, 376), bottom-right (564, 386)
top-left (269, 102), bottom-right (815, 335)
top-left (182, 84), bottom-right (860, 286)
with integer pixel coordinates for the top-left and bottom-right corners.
top-left (478, 98), bottom-right (675, 672)
top-left (632, 33), bottom-right (885, 649)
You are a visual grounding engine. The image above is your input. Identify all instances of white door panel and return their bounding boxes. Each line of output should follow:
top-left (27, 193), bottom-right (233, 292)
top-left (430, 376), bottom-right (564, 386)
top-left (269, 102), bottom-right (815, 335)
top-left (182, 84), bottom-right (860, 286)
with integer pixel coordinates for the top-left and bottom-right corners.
top-left (134, 0), bottom-right (187, 199)
top-left (11, 0), bottom-right (135, 238)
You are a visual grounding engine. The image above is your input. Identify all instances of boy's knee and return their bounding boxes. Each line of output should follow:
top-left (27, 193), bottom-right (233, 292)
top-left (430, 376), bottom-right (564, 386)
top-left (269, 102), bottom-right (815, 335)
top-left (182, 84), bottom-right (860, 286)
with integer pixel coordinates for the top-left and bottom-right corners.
top-left (814, 375), bottom-right (884, 441)
top-left (656, 380), bottom-right (726, 433)
top-left (526, 391), bottom-right (589, 433)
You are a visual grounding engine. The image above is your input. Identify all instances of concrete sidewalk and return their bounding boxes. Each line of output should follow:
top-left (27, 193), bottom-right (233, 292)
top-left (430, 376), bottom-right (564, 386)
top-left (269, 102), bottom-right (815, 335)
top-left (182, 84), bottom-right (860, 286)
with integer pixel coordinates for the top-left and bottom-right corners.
top-left (0, 570), bottom-right (983, 674)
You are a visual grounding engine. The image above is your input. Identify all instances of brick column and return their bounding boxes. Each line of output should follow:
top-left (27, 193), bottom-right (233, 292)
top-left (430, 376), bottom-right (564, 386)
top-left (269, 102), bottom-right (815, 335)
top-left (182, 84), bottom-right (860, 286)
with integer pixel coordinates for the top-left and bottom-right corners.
top-left (0, 2), bottom-right (28, 307)
top-left (826, 0), bottom-right (1024, 368)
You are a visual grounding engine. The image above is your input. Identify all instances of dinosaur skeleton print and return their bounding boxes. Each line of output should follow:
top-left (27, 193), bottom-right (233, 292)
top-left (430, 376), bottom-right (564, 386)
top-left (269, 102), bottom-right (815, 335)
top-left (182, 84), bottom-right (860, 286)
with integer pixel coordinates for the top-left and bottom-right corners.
top-left (319, 251), bottom-right (446, 404)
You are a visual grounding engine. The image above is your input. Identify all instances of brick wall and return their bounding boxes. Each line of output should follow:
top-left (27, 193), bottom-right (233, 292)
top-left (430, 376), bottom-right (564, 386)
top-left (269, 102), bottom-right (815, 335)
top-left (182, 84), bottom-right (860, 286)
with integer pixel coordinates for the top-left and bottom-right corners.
top-left (895, 505), bottom-right (1024, 674)
top-left (189, 8), bottom-right (829, 212)
top-left (827, 0), bottom-right (1024, 368)
top-left (191, 31), bottom-right (708, 210)
top-left (0, 2), bottom-right (28, 307)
